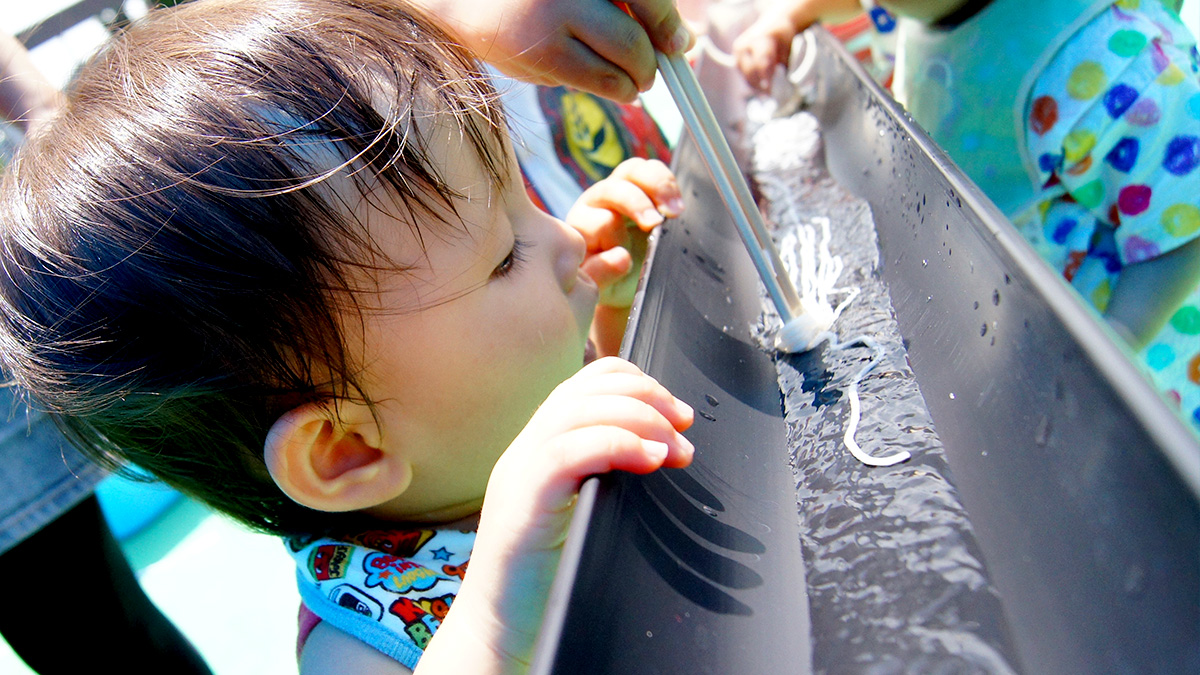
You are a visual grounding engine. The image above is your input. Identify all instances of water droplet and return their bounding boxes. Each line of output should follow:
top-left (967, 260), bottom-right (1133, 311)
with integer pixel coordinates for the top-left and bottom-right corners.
top-left (701, 505), bottom-right (718, 517)
top-left (992, 289), bottom-right (1001, 306)
top-left (705, 394), bottom-right (719, 406)
top-left (1004, 273), bottom-right (1011, 284)
top-left (1034, 415), bottom-right (1051, 446)
top-left (698, 410), bottom-right (716, 421)
top-left (646, 631), bottom-right (653, 638)
top-left (973, 301), bottom-right (979, 310)
top-left (926, 295), bottom-right (933, 302)
top-left (1124, 564), bottom-right (1146, 594)
top-left (980, 323), bottom-right (988, 337)
top-left (981, 450), bottom-right (989, 457)
top-left (922, 259), bottom-right (928, 267)
top-left (948, 392), bottom-right (956, 400)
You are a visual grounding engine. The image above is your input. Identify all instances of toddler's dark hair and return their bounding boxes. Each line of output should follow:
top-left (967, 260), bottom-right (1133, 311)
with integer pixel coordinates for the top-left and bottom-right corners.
top-left (0, 0), bottom-right (508, 535)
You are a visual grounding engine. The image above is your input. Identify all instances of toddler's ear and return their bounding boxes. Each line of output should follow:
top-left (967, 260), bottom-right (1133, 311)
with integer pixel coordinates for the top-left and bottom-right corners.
top-left (264, 401), bottom-right (412, 512)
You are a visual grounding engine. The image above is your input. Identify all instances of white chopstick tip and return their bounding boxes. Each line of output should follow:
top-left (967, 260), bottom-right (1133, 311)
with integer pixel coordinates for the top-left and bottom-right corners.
top-left (774, 304), bottom-right (835, 353)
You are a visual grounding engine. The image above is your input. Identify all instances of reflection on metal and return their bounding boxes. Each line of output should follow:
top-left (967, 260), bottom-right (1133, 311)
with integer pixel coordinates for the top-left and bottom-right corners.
top-left (532, 115), bottom-right (814, 675)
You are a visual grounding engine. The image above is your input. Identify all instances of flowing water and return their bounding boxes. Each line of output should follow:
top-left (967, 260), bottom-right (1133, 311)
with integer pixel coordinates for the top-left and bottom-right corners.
top-left (749, 111), bottom-right (1022, 674)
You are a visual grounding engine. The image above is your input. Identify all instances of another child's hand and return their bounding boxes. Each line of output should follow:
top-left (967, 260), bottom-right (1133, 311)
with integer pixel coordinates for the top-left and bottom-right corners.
top-left (434, 357), bottom-right (693, 672)
top-left (733, 11), bottom-right (802, 92)
top-left (415, 0), bottom-right (693, 102)
top-left (568, 157), bottom-right (683, 310)
top-left (733, 0), bottom-right (864, 92)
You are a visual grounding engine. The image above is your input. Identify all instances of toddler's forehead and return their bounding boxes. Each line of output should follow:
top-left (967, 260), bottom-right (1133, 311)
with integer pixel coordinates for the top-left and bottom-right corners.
top-left (326, 141), bottom-right (511, 310)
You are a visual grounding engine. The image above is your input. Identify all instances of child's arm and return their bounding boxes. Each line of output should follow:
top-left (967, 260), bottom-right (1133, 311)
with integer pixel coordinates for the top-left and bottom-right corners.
top-left (301, 622), bottom-right (415, 674)
top-left (300, 358), bottom-right (692, 674)
top-left (418, 357), bottom-right (694, 673)
top-left (566, 158), bottom-right (684, 357)
top-left (0, 33), bottom-right (61, 135)
top-left (1105, 237), bottom-right (1200, 351)
top-left (733, 0), bottom-right (864, 91)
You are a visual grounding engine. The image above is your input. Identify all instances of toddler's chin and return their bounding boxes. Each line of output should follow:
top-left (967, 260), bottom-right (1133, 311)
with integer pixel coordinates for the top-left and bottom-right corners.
top-left (583, 338), bottom-right (597, 365)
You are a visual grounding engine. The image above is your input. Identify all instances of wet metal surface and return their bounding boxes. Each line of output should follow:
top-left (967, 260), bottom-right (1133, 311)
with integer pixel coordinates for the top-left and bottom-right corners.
top-left (803, 28), bottom-right (1200, 674)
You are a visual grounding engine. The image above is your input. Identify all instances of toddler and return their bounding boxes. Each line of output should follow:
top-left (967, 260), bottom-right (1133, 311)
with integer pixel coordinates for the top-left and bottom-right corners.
top-left (0, 0), bottom-right (695, 672)
top-left (735, 0), bottom-right (1200, 431)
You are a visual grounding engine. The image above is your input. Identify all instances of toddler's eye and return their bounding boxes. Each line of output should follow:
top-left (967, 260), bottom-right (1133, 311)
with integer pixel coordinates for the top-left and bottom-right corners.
top-left (491, 238), bottom-right (529, 279)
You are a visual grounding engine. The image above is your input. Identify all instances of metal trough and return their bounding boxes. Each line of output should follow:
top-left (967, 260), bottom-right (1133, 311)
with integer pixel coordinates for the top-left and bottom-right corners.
top-left (532, 28), bottom-right (1199, 675)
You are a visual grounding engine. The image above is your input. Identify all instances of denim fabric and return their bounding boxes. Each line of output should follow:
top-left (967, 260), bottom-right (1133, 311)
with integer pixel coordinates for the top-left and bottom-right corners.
top-left (0, 387), bottom-right (104, 555)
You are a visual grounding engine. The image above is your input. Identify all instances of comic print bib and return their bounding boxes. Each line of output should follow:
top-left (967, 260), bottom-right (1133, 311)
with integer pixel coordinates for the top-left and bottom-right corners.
top-left (288, 528), bottom-right (475, 668)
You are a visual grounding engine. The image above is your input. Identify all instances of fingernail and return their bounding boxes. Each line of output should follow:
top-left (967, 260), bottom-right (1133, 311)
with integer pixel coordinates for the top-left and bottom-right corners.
top-left (675, 399), bottom-right (694, 418)
top-left (643, 439), bottom-right (669, 461)
top-left (669, 24), bottom-right (693, 54)
top-left (666, 197), bottom-right (685, 215)
top-left (640, 208), bottom-right (664, 225)
top-left (676, 433), bottom-right (695, 458)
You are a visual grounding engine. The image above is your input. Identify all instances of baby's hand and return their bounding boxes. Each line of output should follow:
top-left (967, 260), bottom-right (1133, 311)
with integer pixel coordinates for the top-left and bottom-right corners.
top-left (431, 357), bottom-right (693, 672)
top-left (489, 356), bottom-right (693, 522)
top-left (568, 158), bottom-right (683, 311)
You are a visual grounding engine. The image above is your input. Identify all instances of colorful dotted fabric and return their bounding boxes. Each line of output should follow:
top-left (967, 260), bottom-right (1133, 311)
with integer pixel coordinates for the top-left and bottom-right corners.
top-left (1018, 0), bottom-right (1200, 431)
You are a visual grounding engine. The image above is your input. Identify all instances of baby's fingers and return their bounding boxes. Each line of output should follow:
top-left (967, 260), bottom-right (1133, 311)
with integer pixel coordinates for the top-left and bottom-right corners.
top-left (562, 358), bottom-right (694, 432)
top-left (536, 425), bottom-right (693, 507)
top-left (581, 246), bottom-right (633, 288)
top-left (558, 393), bottom-right (692, 450)
top-left (559, 424), bottom-right (691, 476)
top-left (568, 203), bottom-right (630, 252)
top-left (575, 178), bottom-right (665, 232)
top-left (607, 158), bottom-right (684, 224)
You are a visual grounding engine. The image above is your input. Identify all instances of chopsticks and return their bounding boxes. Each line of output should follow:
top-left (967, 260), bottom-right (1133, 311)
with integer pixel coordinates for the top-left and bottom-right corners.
top-left (654, 50), bottom-right (807, 325)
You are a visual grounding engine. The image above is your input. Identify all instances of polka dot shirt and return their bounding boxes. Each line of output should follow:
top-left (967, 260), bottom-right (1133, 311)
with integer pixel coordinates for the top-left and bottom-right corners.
top-left (1017, 0), bottom-right (1200, 430)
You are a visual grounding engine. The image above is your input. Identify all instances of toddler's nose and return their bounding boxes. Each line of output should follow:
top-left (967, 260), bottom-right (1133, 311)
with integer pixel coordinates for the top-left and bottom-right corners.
top-left (553, 217), bottom-right (587, 289)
